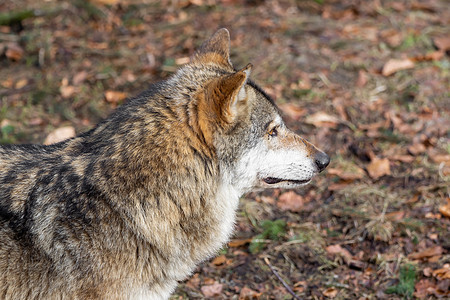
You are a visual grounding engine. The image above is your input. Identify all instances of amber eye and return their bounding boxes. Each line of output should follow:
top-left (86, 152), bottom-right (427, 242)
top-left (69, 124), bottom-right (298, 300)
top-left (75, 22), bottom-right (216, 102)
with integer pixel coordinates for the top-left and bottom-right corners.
top-left (268, 127), bottom-right (278, 137)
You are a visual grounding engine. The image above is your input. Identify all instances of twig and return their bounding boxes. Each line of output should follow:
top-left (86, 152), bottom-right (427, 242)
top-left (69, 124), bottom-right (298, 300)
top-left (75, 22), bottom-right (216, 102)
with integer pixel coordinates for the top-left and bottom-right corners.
top-left (0, 85), bottom-right (35, 97)
top-left (263, 257), bottom-right (301, 300)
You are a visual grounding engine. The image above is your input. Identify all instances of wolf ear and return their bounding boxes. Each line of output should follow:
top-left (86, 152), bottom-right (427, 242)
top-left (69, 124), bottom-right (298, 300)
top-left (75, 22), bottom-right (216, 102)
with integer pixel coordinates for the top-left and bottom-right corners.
top-left (194, 28), bottom-right (232, 67)
top-left (213, 63), bottom-right (252, 123)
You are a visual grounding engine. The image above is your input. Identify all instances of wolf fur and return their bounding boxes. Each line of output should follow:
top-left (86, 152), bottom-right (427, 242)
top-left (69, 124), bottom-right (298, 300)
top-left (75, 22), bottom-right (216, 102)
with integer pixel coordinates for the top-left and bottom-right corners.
top-left (0, 29), bottom-right (329, 299)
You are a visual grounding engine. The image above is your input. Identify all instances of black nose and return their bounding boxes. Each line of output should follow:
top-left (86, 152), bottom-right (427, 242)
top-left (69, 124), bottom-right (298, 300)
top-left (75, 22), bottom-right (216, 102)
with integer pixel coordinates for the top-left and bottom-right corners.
top-left (314, 152), bottom-right (330, 172)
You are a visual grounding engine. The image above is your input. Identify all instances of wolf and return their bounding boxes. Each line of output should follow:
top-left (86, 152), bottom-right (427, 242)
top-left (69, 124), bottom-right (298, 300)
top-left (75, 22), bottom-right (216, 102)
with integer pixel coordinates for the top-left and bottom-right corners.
top-left (0, 29), bottom-right (329, 299)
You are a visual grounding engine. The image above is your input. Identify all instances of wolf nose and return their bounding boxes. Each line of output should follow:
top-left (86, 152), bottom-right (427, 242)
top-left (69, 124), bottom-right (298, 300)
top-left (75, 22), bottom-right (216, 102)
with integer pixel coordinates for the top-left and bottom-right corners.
top-left (314, 152), bottom-right (330, 173)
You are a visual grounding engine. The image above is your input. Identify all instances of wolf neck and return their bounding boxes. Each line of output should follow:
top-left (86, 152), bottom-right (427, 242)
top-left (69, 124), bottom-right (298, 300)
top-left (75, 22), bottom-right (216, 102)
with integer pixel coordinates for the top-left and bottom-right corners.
top-left (76, 81), bottom-right (242, 279)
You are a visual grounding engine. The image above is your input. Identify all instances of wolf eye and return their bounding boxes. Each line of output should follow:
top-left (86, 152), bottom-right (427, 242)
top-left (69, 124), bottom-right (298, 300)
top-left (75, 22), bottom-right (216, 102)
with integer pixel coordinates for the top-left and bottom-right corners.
top-left (268, 127), bottom-right (278, 137)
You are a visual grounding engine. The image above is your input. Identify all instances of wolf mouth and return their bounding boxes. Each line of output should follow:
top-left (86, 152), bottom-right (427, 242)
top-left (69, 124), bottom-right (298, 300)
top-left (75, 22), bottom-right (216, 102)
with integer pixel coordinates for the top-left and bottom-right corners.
top-left (263, 177), bottom-right (310, 185)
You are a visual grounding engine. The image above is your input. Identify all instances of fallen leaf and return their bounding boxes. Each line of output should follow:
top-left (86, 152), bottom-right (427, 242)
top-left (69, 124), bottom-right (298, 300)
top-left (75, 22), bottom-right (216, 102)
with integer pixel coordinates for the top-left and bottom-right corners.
top-left (293, 281), bottom-right (307, 293)
top-left (328, 182), bottom-right (351, 191)
top-left (380, 29), bottom-right (403, 47)
top-left (408, 143), bottom-right (427, 155)
top-left (434, 36), bottom-right (450, 52)
top-left (239, 286), bottom-right (261, 300)
top-left (60, 85), bottom-right (77, 98)
top-left (5, 43), bottom-right (24, 61)
top-left (1, 78), bottom-right (14, 88)
top-left (423, 267), bottom-right (433, 277)
top-left (203, 277), bottom-right (215, 285)
top-left (433, 266), bottom-right (450, 280)
top-left (201, 281), bottom-right (223, 297)
top-left (389, 155), bottom-right (415, 163)
top-left (228, 238), bottom-right (252, 248)
top-left (90, 0), bottom-right (121, 5)
top-left (28, 118), bottom-right (43, 126)
top-left (44, 126), bottom-right (76, 145)
top-left (326, 244), bottom-right (352, 264)
top-left (439, 198), bottom-right (450, 218)
top-left (411, 1), bottom-right (437, 12)
top-left (390, 2), bottom-right (405, 11)
top-left (356, 70), bottom-right (368, 87)
top-left (327, 166), bottom-right (365, 181)
top-left (430, 154), bottom-right (450, 165)
top-left (305, 112), bottom-right (340, 128)
top-left (105, 90), bottom-right (127, 103)
top-left (211, 255), bottom-right (226, 266)
top-left (414, 279), bottom-right (436, 298)
top-left (73, 71), bottom-right (88, 86)
top-left (15, 79), bottom-right (28, 89)
top-left (323, 287), bottom-right (338, 298)
top-left (408, 246), bottom-right (443, 261)
top-left (424, 51), bottom-right (444, 61)
top-left (367, 157), bottom-right (391, 179)
top-left (185, 273), bottom-right (200, 290)
top-left (435, 279), bottom-right (450, 297)
top-left (425, 212), bottom-right (441, 220)
top-left (386, 211), bottom-right (405, 221)
top-left (277, 191), bottom-right (304, 212)
top-left (382, 58), bottom-right (415, 76)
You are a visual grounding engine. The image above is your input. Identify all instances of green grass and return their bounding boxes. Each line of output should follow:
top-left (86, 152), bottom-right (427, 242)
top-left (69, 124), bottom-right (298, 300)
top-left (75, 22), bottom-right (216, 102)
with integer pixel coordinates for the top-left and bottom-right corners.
top-left (249, 219), bottom-right (286, 254)
top-left (385, 264), bottom-right (416, 298)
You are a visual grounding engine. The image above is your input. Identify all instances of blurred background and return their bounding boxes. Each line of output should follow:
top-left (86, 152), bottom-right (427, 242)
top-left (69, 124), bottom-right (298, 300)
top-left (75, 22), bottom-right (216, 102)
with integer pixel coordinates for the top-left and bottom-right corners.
top-left (0, 0), bottom-right (449, 298)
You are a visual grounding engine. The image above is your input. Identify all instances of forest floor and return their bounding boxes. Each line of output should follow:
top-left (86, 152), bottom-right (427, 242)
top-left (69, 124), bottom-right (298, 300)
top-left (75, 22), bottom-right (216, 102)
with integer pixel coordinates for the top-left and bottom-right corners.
top-left (1, 0), bottom-right (449, 299)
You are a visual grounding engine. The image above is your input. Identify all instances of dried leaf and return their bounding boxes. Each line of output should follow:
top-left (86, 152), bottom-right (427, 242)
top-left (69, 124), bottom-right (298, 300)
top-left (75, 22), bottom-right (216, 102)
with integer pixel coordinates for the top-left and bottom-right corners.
top-left (44, 126), bottom-right (76, 145)
top-left (356, 70), bottom-right (368, 87)
top-left (367, 157), bottom-right (391, 179)
top-left (105, 90), bottom-right (127, 103)
top-left (382, 58), bottom-right (415, 76)
top-left (211, 255), bottom-right (226, 266)
top-left (327, 166), bottom-right (365, 181)
top-left (389, 155), bottom-right (415, 163)
top-left (239, 286), bottom-right (261, 300)
top-left (323, 287), bottom-right (338, 298)
top-left (305, 112), bottom-right (340, 128)
top-left (424, 267), bottom-right (433, 277)
top-left (277, 191), bottom-right (304, 212)
top-left (433, 266), bottom-right (450, 280)
top-left (411, 1), bottom-right (437, 12)
top-left (90, 0), bottom-right (121, 5)
top-left (386, 211), bottom-right (405, 221)
top-left (326, 244), bottom-right (352, 264)
top-left (228, 238), bottom-right (252, 248)
top-left (60, 85), bottom-right (77, 98)
top-left (201, 281), bottom-right (223, 297)
top-left (73, 71), bottom-right (88, 86)
top-left (408, 246), bottom-right (443, 261)
top-left (414, 279), bottom-right (436, 298)
top-left (1, 78), bottom-right (14, 88)
top-left (380, 29), bottom-right (403, 47)
top-left (430, 154), bottom-right (450, 165)
top-left (408, 143), bottom-right (427, 156)
top-left (15, 79), bottom-right (28, 89)
top-left (5, 43), bottom-right (24, 61)
top-left (328, 182), bottom-right (351, 191)
top-left (439, 198), bottom-right (450, 218)
top-left (434, 36), bottom-right (450, 52)
top-left (185, 273), bottom-right (200, 290)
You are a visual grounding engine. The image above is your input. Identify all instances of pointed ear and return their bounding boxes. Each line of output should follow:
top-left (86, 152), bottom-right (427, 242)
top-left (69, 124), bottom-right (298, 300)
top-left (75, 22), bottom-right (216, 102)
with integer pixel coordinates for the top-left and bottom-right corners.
top-left (194, 28), bottom-right (232, 67)
top-left (210, 63), bottom-right (252, 124)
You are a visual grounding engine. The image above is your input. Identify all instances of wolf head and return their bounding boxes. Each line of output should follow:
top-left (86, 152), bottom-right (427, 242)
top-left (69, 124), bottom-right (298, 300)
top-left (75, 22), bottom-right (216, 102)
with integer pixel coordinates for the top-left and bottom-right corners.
top-left (179, 28), bottom-right (329, 194)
